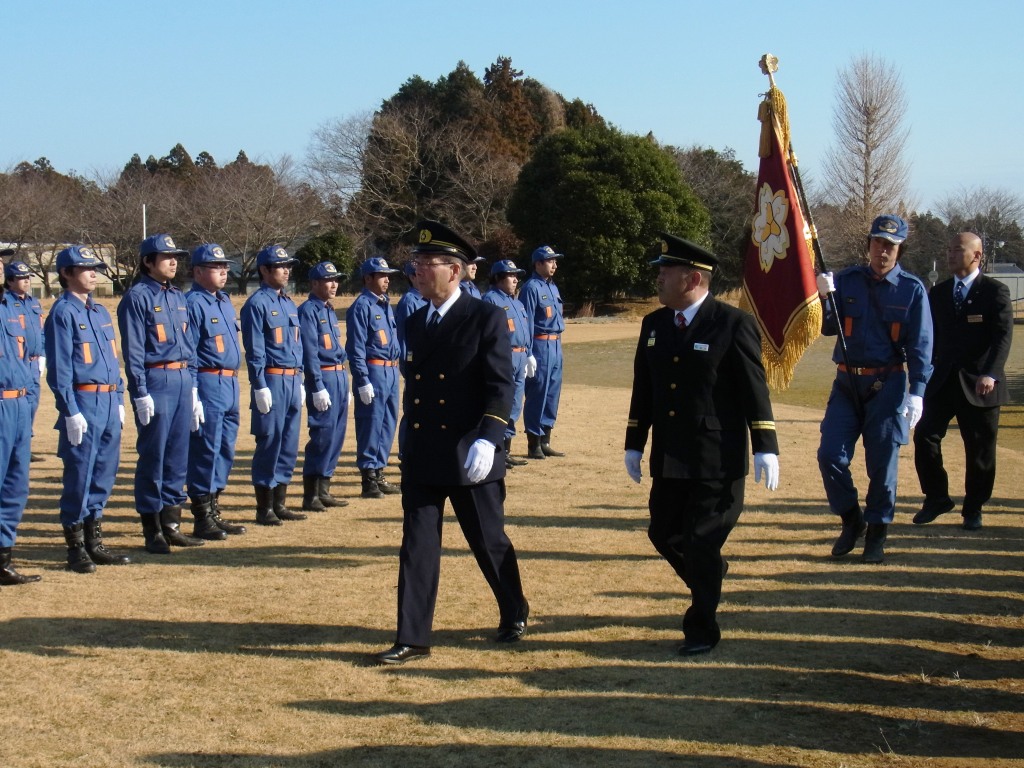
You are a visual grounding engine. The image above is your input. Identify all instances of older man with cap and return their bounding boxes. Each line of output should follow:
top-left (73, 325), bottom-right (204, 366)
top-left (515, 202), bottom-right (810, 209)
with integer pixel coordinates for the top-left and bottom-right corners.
top-left (483, 259), bottom-right (535, 467)
top-left (298, 261), bottom-right (350, 511)
top-left (625, 233), bottom-right (779, 656)
top-left (4, 260), bottom-right (45, 461)
top-left (373, 220), bottom-right (528, 665)
top-left (816, 214), bottom-right (933, 563)
top-left (117, 233), bottom-right (205, 554)
top-left (45, 246), bottom-right (132, 572)
top-left (346, 256), bottom-right (402, 499)
top-left (240, 244), bottom-right (307, 526)
top-left (521, 245), bottom-right (565, 459)
top-left (185, 244), bottom-right (247, 540)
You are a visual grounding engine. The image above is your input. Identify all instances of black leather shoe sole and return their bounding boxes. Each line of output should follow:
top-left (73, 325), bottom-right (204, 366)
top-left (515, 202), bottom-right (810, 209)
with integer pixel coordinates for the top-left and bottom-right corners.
top-left (913, 498), bottom-right (955, 525)
top-left (374, 644), bottom-right (431, 665)
top-left (678, 640), bottom-right (714, 656)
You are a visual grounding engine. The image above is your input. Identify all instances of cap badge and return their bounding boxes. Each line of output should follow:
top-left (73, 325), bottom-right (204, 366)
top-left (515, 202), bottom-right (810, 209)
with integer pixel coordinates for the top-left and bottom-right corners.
top-left (419, 229), bottom-right (432, 244)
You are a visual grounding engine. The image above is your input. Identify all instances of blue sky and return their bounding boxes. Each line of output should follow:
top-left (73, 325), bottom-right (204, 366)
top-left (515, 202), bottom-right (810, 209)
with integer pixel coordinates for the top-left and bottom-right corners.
top-left (3, 0), bottom-right (1021, 212)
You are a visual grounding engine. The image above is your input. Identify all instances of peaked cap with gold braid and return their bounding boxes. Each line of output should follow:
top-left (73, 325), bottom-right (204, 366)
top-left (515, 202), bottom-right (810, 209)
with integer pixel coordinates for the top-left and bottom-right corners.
top-left (649, 232), bottom-right (719, 273)
top-left (411, 219), bottom-right (476, 263)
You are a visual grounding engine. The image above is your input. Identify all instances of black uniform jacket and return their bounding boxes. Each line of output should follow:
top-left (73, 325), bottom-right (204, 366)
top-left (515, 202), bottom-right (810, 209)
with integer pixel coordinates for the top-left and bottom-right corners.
top-left (625, 295), bottom-right (779, 479)
top-left (401, 292), bottom-right (514, 486)
top-left (926, 274), bottom-right (1013, 407)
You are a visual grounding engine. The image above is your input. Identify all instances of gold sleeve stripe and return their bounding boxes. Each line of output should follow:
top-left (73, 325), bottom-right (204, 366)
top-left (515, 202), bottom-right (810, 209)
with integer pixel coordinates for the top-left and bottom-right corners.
top-left (751, 421), bottom-right (776, 430)
top-left (483, 413), bottom-right (509, 425)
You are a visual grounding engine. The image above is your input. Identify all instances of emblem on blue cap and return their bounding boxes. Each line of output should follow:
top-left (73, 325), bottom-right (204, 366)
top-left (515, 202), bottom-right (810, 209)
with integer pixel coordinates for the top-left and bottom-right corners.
top-left (162, 235), bottom-right (176, 250)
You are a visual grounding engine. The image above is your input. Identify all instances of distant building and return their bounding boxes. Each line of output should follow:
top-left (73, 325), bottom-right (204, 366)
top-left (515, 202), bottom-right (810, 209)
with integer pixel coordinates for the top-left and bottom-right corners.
top-left (987, 263), bottom-right (1024, 320)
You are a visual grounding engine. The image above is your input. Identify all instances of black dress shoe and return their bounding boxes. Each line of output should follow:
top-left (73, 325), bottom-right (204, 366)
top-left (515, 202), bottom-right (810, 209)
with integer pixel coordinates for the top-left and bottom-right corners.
top-left (678, 640), bottom-right (715, 656)
top-left (913, 497), bottom-right (955, 525)
top-left (496, 601), bottom-right (530, 643)
top-left (373, 644), bottom-right (430, 665)
top-left (962, 511), bottom-right (983, 531)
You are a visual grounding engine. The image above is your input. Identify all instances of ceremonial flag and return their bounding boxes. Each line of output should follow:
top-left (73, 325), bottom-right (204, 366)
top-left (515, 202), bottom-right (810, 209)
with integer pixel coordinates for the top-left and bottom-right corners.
top-left (741, 71), bottom-right (821, 391)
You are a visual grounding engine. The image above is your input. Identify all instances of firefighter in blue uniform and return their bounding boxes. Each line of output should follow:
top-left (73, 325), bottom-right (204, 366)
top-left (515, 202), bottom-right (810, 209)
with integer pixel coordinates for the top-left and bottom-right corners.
top-left (298, 261), bottom-right (350, 512)
top-left (4, 261), bottom-right (44, 460)
top-left (395, 260), bottom-right (427, 373)
top-left (240, 244), bottom-right (307, 526)
top-left (346, 256), bottom-right (402, 499)
top-left (0, 270), bottom-right (40, 585)
top-left (186, 244), bottom-right (247, 539)
top-left (482, 259), bottom-right (535, 468)
top-left (44, 246), bottom-right (132, 573)
top-left (521, 245), bottom-right (566, 459)
top-left (817, 215), bottom-right (933, 563)
top-left (117, 233), bottom-right (206, 554)
top-left (459, 255), bottom-right (486, 299)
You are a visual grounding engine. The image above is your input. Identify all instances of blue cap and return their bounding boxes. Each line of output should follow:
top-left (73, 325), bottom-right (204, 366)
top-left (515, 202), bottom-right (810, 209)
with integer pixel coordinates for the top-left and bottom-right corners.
top-left (649, 233), bottom-right (718, 272)
top-left (4, 260), bottom-right (32, 279)
top-left (531, 245), bottom-right (563, 262)
top-left (490, 259), bottom-right (526, 277)
top-left (360, 256), bottom-right (399, 276)
top-left (191, 243), bottom-right (234, 266)
top-left (140, 233), bottom-right (188, 259)
top-left (56, 246), bottom-right (107, 271)
top-left (308, 261), bottom-right (341, 281)
top-left (256, 244), bottom-right (298, 267)
top-left (869, 214), bottom-right (908, 244)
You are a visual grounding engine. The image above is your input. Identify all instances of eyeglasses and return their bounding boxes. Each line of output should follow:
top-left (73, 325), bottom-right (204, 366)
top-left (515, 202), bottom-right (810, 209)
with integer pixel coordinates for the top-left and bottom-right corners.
top-left (411, 260), bottom-right (455, 270)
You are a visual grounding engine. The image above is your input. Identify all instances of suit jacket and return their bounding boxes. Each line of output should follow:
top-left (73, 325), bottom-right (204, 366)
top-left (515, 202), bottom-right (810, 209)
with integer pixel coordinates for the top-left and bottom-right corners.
top-left (926, 274), bottom-right (1013, 407)
top-left (401, 292), bottom-right (514, 485)
top-left (625, 295), bottom-right (779, 479)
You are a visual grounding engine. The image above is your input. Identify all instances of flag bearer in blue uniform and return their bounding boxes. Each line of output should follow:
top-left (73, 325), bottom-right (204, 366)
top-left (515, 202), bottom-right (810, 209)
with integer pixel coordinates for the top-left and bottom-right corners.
top-left (346, 257), bottom-right (402, 499)
top-left (186, 244), bottom-right (247, 539)
top-left (241, 245), bottom-right (307, 526)
top-left (521, 245), bottom-right (566, 459)
top-left (118, 234), bottom-right (206, 554)
top-left (483, 259), bottom-right (535, 468)
top-left (298, 261), bottom-right (350, 511)
top-left (44, 246), bottom-right (131, 573)
top-left (4, 260), bottom-right (45, 461)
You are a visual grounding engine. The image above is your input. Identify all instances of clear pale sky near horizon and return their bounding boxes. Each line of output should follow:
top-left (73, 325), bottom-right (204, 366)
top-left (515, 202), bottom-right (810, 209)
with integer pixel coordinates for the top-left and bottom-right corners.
top-left (4, 0), bottom-right (1021, 214)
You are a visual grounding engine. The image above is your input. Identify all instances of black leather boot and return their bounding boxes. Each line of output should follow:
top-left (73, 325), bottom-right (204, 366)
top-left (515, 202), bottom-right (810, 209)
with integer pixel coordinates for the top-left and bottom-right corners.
top-left (160, 506), bottom-right (205, 547)
top-left (831, 505), bottom-right (866, 557)
top-left (862, 523), bottom-right (888, 564)
top-left (84, 517), bottom-right (131, 565)
top-left (0, 547), bottom-right (42, 584)
top-left (505, 438), bottom-right (528, 467)
top-left (318, 476), bottom-right (347, 507)
top-left (273, 484), bottom-right (307, 521)
top-left (375, 469), bottom-right (401, 495)
top-left (63, 523), bottom-right (96, 574)
top-left (210, 491), bottom-right (246, 535)
top-left (541, 427), bottom-right (565, 457)
top-left (361, 469), bottom-right (383, 499)
top-left (255, 485), bottom-right (281, 526)
top-left (191, 495), bottom-right (228, 540)
top-left (526, 433), bottom-right (546, 460)
top-left (302, 475), bottom-right (326, 512)
top-left (141, 513), bottom-right (170, 554)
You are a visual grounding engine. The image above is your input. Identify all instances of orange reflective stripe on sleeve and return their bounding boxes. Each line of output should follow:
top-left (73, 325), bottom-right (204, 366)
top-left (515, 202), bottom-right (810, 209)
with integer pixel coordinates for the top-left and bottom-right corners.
top-left (377, 329), bottom-right (388, 345)
top-left (322, 333), bottom-right (333, 350)
top-left (156, 324), bottom-right (167, 343)
top-left (274, 327), bottom-right (283, 344)
top-left (215, 335), bottom-right (225, 353)
top-left (82, 342), bottom-right (93, 364)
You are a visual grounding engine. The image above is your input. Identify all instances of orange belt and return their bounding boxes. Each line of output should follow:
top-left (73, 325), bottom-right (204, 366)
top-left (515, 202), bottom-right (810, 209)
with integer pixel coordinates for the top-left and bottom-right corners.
top-left (534, 334), bottom-right (560, 341)
top-left (321, 364), bottom-right (346, 371)
top-left (146, 361), bottom-right (188, 370)
top-left (199, 368), bottom-right (237, 377)
top-left (2, 388), bottom-right (27, 399)
top-left (266, 367), bottom-right (298, 376)
top-left (368, 359), bottom-right (399, 367)
top-left (75, 383), bottom-right (117, 392)
top-left (511, 346), bottom-right (527, 353)
top-left (838, 363), bottom-right (905, 376)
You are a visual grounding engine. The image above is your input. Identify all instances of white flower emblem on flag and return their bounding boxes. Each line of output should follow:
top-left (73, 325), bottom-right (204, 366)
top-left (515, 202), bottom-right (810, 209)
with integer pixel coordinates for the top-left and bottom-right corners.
top-left (751, 182), bottom-right (790, 272)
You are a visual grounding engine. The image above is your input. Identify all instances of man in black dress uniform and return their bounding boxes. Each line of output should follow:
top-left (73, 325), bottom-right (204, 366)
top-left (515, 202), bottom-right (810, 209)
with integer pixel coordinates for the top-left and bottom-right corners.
top-left (625, 233), bottom-right (780, 655)
top-left (373, 220), bottom-right (529, 665)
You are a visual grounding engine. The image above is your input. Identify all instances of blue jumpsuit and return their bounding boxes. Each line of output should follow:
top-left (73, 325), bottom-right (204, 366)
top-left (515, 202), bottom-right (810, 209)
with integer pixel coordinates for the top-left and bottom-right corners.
top-left (241, 284), bottom-right (303, 489)
top-left (0, 292), bottom-right (33, 548)
top-left (117, 275), bottom-right (196, 515)
top-left (8, 290), bottom-right (43, 424)
top-left (395, 286), bottom-right (427, 377)
top-left (818, 263), bottom-right (933, 524)
top-left (345, 288), bottom-right (400, 471)
top-left (460, 279), bottom-right (481, 299)
top-left (483, 286), bottom-right (531, 440)
top-left (520, 272), bottom-right (565, 436)
top-left (44, 293), bottom-right (124, 527)
top-left (186, 284), bottom-right (242, 499)
top-left (298, 295), bottom-right (349, 478)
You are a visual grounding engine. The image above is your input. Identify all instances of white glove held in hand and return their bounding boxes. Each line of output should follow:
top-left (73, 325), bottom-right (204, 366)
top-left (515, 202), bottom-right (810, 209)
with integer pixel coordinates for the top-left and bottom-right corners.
top-left (133, 394), bottom-right (155, 426)
top-left (464, 439), bottom-right (495, 483)
top-left (38, 356), bottom-right (46, 376)
top-left (625, 449), bottom-right (643, 484)
top-left (901, 393), bottom-right (924, 429)
top-left (65, 412), bottom-right (88, 446)
top-left (191, 387), bottom-right (205, 432)
top-left (312, 388), bottom-right (332, 412)
top-left (254, 387), bottom-right (273, 414)
top-left (118, 404), bottom-right (125, 426)
top-left (524, 355), bottom-right (538, 378)
top-left (816, 271), bottom-right (835, 297)
top-left (753, 452), bottom-right (780, 491)
top-left (358, 383), bottom-right (375, 405)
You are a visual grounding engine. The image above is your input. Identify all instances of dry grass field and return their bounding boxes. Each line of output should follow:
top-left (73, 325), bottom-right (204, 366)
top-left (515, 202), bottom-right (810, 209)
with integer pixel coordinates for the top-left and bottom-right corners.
top-left (2, 302), bottom-right (1022, 768)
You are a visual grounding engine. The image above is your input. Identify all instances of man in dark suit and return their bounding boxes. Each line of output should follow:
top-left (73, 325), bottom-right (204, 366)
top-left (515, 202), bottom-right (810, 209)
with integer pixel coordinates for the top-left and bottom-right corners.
top-left (373, 220), bottom-right (529, 665)
top-left (913, 232), bottom-right (1014, 531)
top-left (625, 233), bottom-right (779, 656)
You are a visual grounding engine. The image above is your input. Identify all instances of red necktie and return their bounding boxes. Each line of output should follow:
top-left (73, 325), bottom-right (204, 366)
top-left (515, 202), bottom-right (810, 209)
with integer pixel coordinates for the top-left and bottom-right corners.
top-left (675, 311), bottom-right (687, 329)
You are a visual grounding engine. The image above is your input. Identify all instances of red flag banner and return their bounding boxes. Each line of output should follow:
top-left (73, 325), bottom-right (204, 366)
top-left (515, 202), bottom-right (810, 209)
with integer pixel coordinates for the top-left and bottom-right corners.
top-left (741, 83), bottom-right (821, 391)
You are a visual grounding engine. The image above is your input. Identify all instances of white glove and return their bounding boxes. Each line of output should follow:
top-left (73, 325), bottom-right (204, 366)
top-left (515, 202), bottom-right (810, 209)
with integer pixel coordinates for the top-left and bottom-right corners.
top-left (312, 388), bottom-right (332, 412)
top-left (65, 412), bottom-right (88, 447)
top-left (901, 393), bottom-right (924, 429)
top-left (348, 390), bottom-right (354, 408)
top-left (133, 394), bottom-right (155, 426)
top-left (38, 356), bottom-right (46, 376)
top-left (753, 452), bottom-right (780, 491)
top-left (358, 383), bottom-right (375, 405)
top-left (524, 355), bottom-right (538, 378)
top-left (254, 387), bottom-right (273, 414)
top-left (625, 449), bottom-right (642, 484)
top-left (464, 439), bottom-right (496, 483)
top-left (816, 271), bottom-right (835, 297)
top-left (118, 404), bottom-right (125, 426)
top-left (191, 387), bottom-right (205, 432)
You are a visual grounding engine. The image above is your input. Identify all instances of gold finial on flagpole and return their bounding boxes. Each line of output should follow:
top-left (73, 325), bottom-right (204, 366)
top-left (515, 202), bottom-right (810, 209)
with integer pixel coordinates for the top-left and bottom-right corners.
top-left (759, 53), bottom-right (779, 88)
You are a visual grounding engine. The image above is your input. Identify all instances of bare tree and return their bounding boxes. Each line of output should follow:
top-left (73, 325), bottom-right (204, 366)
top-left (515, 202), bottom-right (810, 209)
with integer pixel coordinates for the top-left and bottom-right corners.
top-left (934, 185), bottom-right (1024, 225)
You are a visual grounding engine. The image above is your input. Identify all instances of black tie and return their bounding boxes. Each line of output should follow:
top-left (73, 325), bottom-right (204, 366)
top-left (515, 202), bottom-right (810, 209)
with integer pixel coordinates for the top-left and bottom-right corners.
top-left (426, 312), bottom-right (441, 335)
top-left (954, 281), bottom-right (965, 313)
